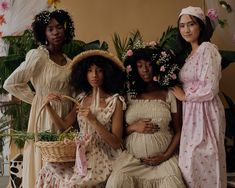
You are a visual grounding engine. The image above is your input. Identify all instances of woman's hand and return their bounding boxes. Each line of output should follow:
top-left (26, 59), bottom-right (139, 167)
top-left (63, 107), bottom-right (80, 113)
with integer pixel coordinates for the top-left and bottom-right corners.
top-left (140, 153), bottom-right (167, 166)
top-left (128, 119), bottom-right (159, 134)
top-left (78, 106), bottom-right (96, 123)
top-left (171, 86), bottom-right (186, 101)
top-left (44, 93), bottom-right (62, 105)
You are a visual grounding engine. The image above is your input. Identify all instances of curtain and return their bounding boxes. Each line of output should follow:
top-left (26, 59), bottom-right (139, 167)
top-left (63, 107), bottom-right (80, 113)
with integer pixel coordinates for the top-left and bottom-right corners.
top-left (0, 0), bottom-right (48, 56)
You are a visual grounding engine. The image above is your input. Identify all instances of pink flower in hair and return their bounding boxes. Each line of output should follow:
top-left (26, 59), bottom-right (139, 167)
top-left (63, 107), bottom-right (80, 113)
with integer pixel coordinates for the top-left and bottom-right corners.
top-left (126, 65), bottom-right (132, 73)
top-left (127, 49), bottom-right (133, 56)
top-left (153, 76), bottom-right (158, 82)
top-left (207, 9), bottom-right (219, 21)
top-left (148, 41), bottom-right (157, 47)
top-left (160, 66), bottom-right (165, 72)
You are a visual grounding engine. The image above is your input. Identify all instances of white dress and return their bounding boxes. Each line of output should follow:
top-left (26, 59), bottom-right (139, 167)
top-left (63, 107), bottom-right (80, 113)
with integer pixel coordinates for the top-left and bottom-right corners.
top-left (3, 46), bottom-right (73, 188)
top-left (36, 93), bottom-right (126, 188)
top-left (106, 91), bottom-right (185, 188)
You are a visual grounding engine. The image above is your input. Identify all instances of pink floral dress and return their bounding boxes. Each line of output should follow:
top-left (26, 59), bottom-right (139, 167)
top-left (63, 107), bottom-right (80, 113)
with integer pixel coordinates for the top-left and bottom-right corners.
top-left (179, 42), bottom-right (227, 188)
top-left (35, 93), bottom-right (126, 188)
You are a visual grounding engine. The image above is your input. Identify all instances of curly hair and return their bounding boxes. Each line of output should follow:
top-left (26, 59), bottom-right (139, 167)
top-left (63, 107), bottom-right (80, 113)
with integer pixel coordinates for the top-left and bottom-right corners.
top-left (32, 9), bottom-right (75, 45)
top-left (124, 47), bottom-right (157, 94)
top-left (124, 47), bottom-right (180, 95)
top-left (70, 55), bottom-right (125, 95)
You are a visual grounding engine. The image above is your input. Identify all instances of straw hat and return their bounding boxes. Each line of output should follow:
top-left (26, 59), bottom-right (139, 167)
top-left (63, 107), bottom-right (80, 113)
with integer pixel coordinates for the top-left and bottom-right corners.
top-left (72, 50), bottom-right (125, 71)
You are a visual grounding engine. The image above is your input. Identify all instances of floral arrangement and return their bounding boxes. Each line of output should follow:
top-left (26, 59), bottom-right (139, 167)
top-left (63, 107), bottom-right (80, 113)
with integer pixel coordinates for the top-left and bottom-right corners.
top-left (124, 39), bottom-right (180, 95)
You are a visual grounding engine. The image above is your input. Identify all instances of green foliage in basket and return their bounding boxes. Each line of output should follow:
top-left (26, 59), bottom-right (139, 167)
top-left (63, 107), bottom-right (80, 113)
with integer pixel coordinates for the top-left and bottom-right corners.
top-left (38, 131), bottom-right (59, 142)
top-left (58, 131), bottom-right (77, 141)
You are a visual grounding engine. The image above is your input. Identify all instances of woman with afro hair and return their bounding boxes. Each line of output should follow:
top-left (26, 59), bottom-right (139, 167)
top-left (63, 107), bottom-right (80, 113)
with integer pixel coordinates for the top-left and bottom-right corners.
top-left (3, 9), bottom-right (75, 187)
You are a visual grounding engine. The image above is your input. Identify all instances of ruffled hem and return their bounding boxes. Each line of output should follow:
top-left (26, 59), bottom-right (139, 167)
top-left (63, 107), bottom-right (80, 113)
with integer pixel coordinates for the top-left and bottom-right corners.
top-left (106, 172), bottom-right (185, 188)
top-left (35, 167), bottom-right (105, 188)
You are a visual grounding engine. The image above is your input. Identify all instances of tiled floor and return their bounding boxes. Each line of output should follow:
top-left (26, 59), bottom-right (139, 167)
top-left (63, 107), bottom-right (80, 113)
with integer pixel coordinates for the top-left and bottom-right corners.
top-left (0, 176), bottom-right (9, 188)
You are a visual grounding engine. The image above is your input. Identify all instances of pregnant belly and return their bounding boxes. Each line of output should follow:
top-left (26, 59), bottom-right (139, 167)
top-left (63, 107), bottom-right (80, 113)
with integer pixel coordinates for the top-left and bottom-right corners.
top-left (125, 132), bottom-right (172, 158)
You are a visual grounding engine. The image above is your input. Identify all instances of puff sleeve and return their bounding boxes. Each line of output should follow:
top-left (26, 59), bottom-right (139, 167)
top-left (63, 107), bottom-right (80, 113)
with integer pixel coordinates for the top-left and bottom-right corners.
top-left (185, 43), bottom-right (222, 102)
top-left (3, 49), bottom-right (42, 104)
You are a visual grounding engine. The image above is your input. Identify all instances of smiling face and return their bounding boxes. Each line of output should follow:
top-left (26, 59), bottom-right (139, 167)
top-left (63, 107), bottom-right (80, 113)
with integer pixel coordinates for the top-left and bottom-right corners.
top-left (136, 59), bottom-right (153, 82)
top-left (87, 64), bottom-right (104, 88)
top-left (45, 18), bottom-right (65, 47)
top-left (178, 14), bottom-right (200, 45)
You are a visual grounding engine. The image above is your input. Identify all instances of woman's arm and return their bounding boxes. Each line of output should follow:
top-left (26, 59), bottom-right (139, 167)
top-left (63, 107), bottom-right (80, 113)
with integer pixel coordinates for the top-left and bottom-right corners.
top-left (45, 93), bottom-right (77, 131)
top-left (80, 99), bottom-right (124, 150)
top-left (162, 99), bottom-right (182, 159)
top-left (3, 49), bottom-right (41, 104)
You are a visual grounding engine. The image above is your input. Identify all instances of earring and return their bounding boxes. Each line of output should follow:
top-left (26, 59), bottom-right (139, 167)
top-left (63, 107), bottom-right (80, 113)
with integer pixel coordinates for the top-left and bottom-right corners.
top-left (45, 40), bottom-right (48, 45)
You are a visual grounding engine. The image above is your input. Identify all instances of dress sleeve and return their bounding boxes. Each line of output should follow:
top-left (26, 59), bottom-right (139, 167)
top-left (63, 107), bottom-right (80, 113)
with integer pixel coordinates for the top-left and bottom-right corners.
top-left (185, 43), bottom-right (222, 102)
top-left (3, 49), bottom-right (42, 104)
top-left (167, 91), bottom-right (177, 113)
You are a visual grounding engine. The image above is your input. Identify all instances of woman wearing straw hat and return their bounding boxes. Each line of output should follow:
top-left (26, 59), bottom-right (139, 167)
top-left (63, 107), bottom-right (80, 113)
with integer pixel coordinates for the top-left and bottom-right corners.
top-left (36, 49), bottom-right (126, 188)
top-left (171, 6), bottom-right (227, 188)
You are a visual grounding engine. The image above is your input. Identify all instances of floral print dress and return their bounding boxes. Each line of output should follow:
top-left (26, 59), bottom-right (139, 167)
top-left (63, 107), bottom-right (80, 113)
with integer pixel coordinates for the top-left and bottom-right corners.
top-left (178, 42), bottom-right (227, 188)
top-left (36, 93), bottom-right (126, 188)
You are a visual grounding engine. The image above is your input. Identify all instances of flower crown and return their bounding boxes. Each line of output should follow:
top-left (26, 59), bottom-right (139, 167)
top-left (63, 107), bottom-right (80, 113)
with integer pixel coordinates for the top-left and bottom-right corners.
top-left (34, 9), bottom-right (75, 37)
top-left (123, 40), bottom-right (180, 95)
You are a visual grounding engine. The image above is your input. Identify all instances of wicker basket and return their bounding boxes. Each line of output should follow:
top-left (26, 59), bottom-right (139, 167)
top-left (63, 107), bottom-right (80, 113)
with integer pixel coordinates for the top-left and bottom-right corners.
top-left (35, 95), bottom-right (79, 162)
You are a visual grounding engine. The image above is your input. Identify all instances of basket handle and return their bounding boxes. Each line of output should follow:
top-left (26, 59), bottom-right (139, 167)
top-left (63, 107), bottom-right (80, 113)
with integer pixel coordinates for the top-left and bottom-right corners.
top-left (34, 95), bottom-right (80, 141)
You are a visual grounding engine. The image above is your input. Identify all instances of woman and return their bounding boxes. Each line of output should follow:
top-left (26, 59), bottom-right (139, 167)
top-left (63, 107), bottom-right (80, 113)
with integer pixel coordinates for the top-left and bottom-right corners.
top-left (106, 47), bottom-right (185, 188)
top-left (3, 9), bottom-right (75, 187)
top-left (36, 50), bottom-right (126, 188)
top-left (171, 6), bottom-right (227, 188)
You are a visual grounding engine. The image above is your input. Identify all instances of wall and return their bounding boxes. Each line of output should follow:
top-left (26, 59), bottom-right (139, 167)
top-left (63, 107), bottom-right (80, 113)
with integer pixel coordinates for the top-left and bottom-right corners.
top-left (58, 0), bottom-right (235, 100)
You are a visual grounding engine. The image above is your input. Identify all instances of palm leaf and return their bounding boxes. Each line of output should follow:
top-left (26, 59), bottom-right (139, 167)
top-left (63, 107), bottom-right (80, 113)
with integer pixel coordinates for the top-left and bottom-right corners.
top-left (112, 33), bottom-right (129, 61)
top-left (159, 26), bottom-right (179, 54)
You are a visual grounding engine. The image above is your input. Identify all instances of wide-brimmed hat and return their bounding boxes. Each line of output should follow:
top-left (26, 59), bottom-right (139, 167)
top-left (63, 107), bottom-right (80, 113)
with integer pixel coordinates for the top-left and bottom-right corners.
top-left (72, 50), bottom-right (125, 71)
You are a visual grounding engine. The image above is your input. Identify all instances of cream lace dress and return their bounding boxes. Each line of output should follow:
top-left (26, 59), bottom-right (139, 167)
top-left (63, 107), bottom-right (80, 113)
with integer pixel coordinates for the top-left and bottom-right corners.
top-left (106, 91), bottom-right (185, 188)
top-left (3, 46), bottom-right (73, 188)
top-left (36, 93), bottom-right (126, 188)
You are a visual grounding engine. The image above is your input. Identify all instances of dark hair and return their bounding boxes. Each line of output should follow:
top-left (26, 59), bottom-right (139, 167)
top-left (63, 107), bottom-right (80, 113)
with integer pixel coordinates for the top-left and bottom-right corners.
top-left (124, 47), bottom-right (159, 94)
top-left (177, 15), bottom-right (211, 51)
top-left (32, 9), bottom-right (75, 45)
top-left (70, 55), bottom-right (125, 94)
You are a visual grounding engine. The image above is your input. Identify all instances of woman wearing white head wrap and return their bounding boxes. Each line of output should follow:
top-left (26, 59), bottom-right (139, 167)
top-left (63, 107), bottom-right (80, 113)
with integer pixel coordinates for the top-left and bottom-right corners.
top-left (171, 6), bottom-right (227, 188)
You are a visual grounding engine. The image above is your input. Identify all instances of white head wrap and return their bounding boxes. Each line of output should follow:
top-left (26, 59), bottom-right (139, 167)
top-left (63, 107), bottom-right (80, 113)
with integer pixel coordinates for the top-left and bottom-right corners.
top-left (179, 6), bottom-right (206, 23)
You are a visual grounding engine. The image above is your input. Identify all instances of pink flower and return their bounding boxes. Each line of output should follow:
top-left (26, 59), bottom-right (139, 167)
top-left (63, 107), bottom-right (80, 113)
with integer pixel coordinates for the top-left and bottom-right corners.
top-left (207, 9), bottom-right (219, 21)
top-left (160, 66), bottom-right (165, 72)
top-left (0, 1), bottom-right (9, 11)
top-left (148, 41), bottom-right (157, 47)
top-left (153, 76), bottom-right (158, 81)
top-left (161, 51), bottom-right (167, 57)
top-left (126, 65), bottom-right (132, 73)
top-left (171, 74), bottom-right (177, 80)
top-left (126, 49), bottom-right (133, 56)
top-left (64, 138), bottom-right (70, 144)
